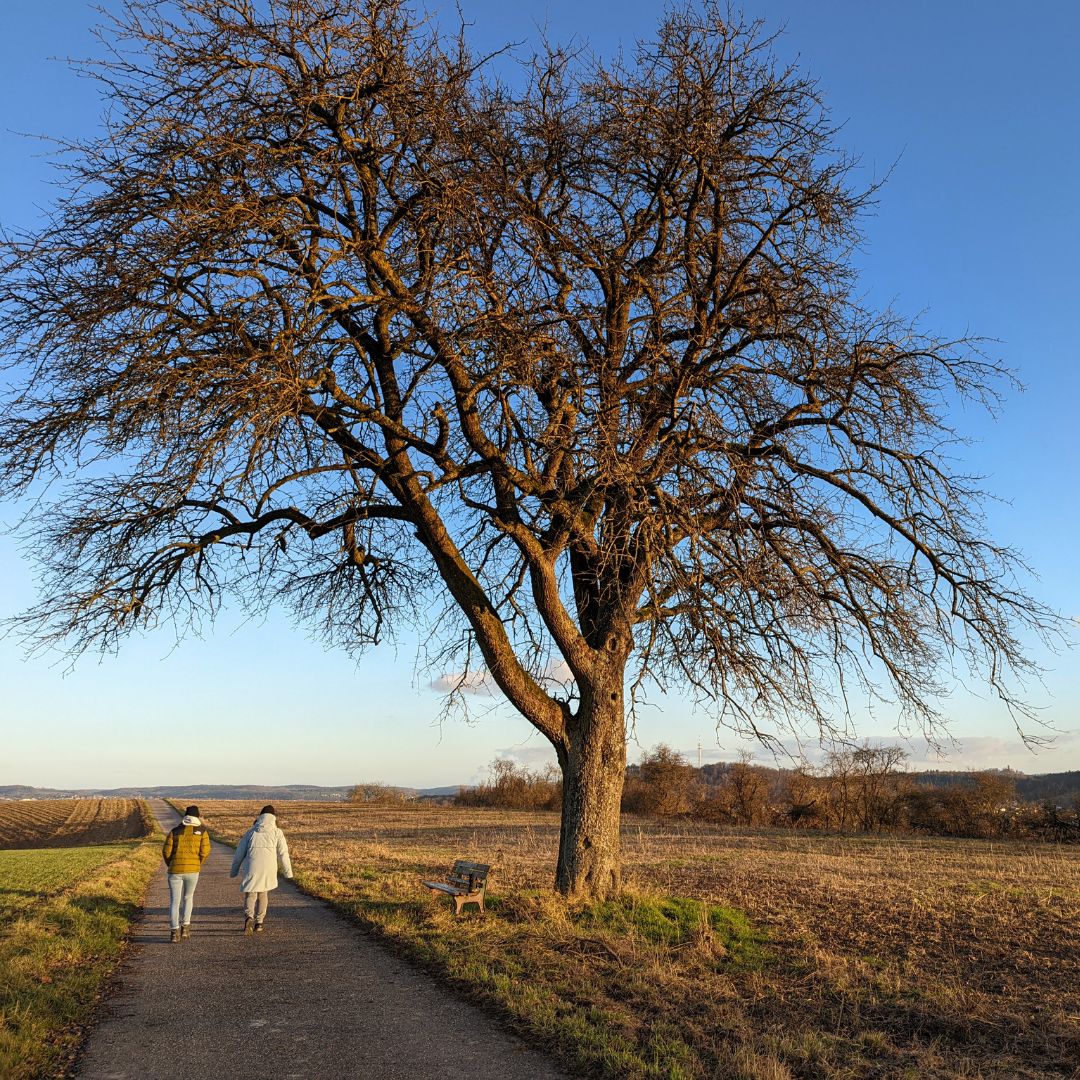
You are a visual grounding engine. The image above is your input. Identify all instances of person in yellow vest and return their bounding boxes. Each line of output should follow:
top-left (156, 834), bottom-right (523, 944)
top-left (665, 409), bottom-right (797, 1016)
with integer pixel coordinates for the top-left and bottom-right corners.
top-left (161, 805), bottom-right (211, 942)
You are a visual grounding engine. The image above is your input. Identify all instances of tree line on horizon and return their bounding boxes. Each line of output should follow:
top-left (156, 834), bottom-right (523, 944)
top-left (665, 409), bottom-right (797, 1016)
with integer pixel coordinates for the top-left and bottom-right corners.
top-left (453, 747), bottom-right (1080, 841)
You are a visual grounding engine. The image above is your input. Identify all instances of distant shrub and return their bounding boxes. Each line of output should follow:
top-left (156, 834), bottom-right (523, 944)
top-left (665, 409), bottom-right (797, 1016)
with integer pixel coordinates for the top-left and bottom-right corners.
top-left (712, 753), bottom-right (775, 826)
top-left (456, 759), bottom-right (562, 811)
top-left (623, 745), bottom-right (701, 816)
top-left (898, 772), bottom-right (1016, 838)
top-left (348, 782), bottom-right (415, 805)
top-left (1023, 801), bottom-right (1080, 842)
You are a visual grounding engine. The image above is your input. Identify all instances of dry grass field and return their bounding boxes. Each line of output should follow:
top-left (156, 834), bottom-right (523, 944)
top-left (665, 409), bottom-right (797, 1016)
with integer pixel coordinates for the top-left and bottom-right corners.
top-left (195, 800), bottom-right (1080, 1079)
top-left (0, 798), bottom-right (153, 849)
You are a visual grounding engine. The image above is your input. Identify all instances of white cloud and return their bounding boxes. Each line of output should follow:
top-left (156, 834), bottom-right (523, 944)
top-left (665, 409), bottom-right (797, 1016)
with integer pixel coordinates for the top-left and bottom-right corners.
top-left (428, 670), bottom-right (496, 696)
top-left (843, 731), bottom-right (1080, 773)
top-left (541, 658), bottom-right (574, 685)
top-left (429, 658), bottom-right (576, 697)
top-left (908, 736), bottom-right (1023, 769)
top-left (497, 745), bottom-right (558, 768)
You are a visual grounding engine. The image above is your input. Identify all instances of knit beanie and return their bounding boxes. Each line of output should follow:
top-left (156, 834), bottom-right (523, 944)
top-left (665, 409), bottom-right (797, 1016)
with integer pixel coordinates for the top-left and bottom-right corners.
top-left (260, 804), bottom-right (276, 816)
top-left (184, 805), bottom-right (200, 816)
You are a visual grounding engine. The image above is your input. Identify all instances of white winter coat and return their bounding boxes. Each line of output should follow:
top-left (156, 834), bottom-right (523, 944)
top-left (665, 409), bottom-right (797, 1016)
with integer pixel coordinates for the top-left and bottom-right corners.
top-left (230, 813), bottom-right (293, 893)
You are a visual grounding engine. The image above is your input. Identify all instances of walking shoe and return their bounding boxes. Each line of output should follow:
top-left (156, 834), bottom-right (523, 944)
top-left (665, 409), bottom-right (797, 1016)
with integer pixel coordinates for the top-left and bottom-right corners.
top-left (170, 928), bottom-right (181, 943)
top-left (254, 922), bottom-right (265, 933)
top-left (180, 925), bottom-right (190, 939)
top-left (244, 916), bottom-right (254, 934)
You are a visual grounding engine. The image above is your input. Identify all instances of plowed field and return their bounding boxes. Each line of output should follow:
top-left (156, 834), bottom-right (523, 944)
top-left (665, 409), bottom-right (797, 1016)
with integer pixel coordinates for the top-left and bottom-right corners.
top-left (0, 798), bottom-right (153, 849)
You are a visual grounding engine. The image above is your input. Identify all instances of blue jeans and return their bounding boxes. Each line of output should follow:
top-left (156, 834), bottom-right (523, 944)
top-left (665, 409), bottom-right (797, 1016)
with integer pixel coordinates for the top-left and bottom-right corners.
top-left (167, 872), bottom-right (200, 929)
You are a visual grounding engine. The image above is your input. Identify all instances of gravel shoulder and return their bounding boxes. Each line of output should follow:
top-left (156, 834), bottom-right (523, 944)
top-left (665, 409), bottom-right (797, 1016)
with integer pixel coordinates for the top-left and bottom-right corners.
top-left (75, 800), bottom-right (571, 1080)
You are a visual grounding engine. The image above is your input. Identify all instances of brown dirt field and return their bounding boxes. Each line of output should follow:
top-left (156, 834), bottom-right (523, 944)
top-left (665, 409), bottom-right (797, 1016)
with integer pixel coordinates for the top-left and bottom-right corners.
top-left (0, 798), bottom-right (153, 849)
top-left (193, 800), bottom-right (1080, 1079)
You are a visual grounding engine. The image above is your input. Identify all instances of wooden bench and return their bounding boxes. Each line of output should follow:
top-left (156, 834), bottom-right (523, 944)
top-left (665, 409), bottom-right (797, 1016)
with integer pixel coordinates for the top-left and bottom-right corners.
top-left (421, 860), bottom-right (491, 915)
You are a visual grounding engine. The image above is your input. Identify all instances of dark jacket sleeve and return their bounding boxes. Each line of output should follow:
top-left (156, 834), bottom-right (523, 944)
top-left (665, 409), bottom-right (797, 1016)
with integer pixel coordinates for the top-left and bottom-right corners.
top-left (198, 829), bottom-right (211, 863)
top-left (162, 829), bottom-right (175, 866)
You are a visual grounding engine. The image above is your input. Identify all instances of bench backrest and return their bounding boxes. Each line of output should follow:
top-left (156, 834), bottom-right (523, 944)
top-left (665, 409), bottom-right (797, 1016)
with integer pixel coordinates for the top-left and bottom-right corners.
top-left (449, 860), bottom-right (490, 891)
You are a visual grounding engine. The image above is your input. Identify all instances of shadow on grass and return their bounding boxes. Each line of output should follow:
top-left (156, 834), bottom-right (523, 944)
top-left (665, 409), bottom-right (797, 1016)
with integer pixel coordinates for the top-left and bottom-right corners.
top-left (68, 893), bottom-right (141, 919)
top-left (855, 993), bottom-right (1080, 1068)
top-left (338, 895), bottom-right (431, 926)
top-left (0, 833), bottom-right (153, 852)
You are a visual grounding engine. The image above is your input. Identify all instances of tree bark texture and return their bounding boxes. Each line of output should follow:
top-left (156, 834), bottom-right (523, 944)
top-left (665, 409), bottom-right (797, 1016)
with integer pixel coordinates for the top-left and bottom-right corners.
top-left (555, 676), bottom-right (627, 899)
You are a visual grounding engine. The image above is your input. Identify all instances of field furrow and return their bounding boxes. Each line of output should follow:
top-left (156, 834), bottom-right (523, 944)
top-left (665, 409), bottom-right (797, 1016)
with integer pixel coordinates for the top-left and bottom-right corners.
top-left (0, 798), bottom-right (153, 849)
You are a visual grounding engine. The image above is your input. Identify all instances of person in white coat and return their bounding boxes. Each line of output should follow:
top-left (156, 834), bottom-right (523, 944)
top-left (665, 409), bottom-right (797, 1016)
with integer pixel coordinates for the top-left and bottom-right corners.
top-left (230, 805), bottom-right (293, 933)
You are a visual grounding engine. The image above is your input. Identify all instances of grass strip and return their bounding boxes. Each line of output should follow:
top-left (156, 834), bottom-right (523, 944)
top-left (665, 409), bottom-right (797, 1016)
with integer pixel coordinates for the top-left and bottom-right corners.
top-left (0, 837), bottom-right (161, 1080)
top-left (294, 865), bottom-right (770, 1079)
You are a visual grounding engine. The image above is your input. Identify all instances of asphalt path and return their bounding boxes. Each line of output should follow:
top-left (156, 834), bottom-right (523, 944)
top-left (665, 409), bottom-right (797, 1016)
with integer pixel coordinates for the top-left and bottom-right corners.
top-left (76, 800), bottom-right (572, 1080)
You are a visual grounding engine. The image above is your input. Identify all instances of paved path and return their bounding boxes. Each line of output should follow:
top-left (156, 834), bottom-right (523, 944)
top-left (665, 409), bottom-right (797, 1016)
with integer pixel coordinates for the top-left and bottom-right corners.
top-left (76, 800), bottom-right (571, 1080)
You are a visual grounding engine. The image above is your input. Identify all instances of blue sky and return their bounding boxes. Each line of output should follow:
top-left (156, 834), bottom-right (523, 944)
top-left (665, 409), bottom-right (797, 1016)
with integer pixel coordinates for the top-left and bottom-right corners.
top-left (1, 1), bottom-right (1077, 789)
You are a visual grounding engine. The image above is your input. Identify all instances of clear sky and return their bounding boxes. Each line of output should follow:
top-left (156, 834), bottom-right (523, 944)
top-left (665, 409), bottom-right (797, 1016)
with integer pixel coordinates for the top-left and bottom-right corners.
top-left (1, 1), bottom-right (1077, 789)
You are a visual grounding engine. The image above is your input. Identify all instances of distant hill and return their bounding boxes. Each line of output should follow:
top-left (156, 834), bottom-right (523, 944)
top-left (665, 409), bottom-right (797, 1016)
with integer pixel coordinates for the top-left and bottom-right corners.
top-left (0, 783), bottom-right (461, 801)
top-left (901, 770), bottom-right (1080, 804)
top-left (689, 764), bottom-right (1080, 805)
top-left (1015, 772), bottom-right (1080, 803)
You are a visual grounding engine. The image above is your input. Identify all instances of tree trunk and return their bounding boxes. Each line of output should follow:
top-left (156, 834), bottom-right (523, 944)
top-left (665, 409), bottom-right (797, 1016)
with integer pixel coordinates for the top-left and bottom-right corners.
top-left (555, 673), bottom-right (627, 900)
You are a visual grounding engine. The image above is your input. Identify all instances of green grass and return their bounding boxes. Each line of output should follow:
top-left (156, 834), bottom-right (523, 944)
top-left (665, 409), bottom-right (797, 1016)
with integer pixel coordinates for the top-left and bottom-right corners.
top-left (575, 894), bottom-right (765, 961)
top-left (0, 847), bottom-right (129, 919)
top-left (0, 839), bottom-right (161, 1080)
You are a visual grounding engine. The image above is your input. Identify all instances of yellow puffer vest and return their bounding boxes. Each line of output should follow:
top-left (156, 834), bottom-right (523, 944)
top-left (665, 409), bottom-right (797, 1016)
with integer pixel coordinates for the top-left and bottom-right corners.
top-left (162, 822), bottom-right (211, 874)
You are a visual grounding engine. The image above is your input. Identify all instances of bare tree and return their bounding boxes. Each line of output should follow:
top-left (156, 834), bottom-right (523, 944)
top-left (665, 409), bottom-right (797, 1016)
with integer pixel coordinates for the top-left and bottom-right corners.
top-left (849, 745), bottom-right (909, 831)
top-left (0, 0), bottom-right (1058, 897)
top-left (816, 744), bottom-right (909, 832)
top-left (456, 758), bottom-right (561, 811)
top-left (623, 744), bottom-right (700, 816)
top-left (822, 748), bottom-right (858, 831)
top-left (722, 751), bottom-right (773, 826)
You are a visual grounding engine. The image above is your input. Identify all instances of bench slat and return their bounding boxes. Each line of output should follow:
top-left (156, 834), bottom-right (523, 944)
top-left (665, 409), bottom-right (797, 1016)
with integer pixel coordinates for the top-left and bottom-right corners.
top-left (422, 859), bottom-right (491, 915)
top-left (453, 860), bottom-right (490, 874)
top-left (422, 881), bottom-right (473, 896)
